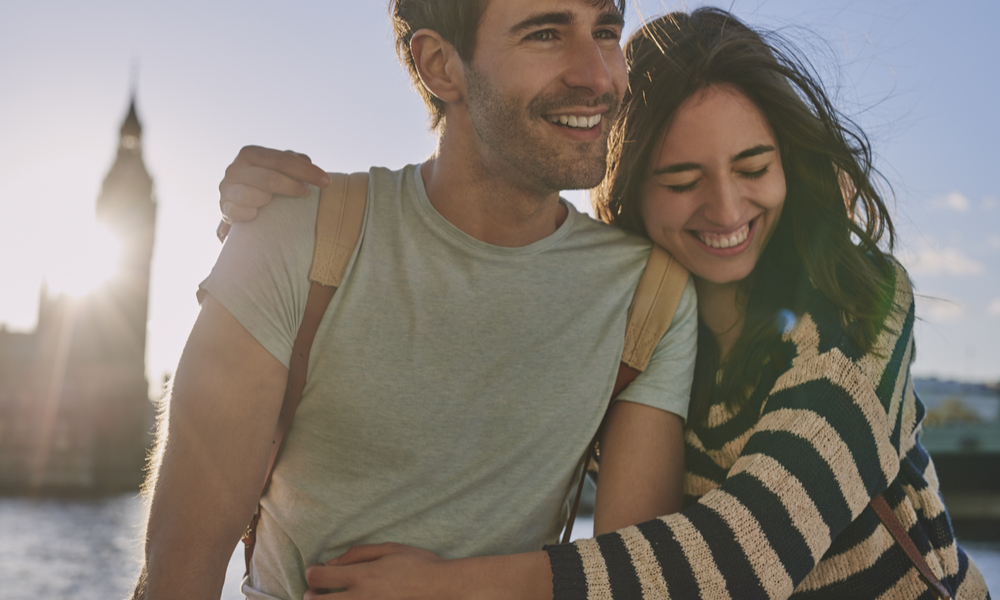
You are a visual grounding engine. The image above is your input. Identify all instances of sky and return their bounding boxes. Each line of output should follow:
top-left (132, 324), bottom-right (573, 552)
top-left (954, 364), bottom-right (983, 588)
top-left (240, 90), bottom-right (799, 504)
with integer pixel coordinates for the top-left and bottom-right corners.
top-left (0, 0), bottom-right (998, 399)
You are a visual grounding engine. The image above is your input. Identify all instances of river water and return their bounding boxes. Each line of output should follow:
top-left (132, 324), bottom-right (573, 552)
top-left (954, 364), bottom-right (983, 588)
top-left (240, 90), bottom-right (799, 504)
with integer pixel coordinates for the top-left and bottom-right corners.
top-left (1, 494), bottom-right (996, 599)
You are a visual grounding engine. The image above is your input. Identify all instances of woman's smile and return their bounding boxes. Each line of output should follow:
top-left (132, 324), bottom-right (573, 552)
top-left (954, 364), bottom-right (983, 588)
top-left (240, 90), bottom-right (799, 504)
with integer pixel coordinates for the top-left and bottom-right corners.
top-left (690, 217), bottom-right (756, 253)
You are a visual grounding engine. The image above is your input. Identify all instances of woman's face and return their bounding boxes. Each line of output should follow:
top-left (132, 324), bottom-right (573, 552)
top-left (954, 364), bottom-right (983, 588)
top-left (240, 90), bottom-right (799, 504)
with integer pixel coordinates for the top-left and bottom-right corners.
top-left (641, 84), bottom-right (786, 285)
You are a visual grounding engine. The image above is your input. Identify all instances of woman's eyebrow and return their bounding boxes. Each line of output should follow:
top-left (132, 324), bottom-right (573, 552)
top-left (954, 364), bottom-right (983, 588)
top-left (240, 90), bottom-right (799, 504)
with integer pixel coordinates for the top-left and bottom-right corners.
top-left (732, 144), bottom-right (776, 161)
top-left (651, 145), bottom-right (776, 175)
top-left (651, 162), bottom-right (700, 175)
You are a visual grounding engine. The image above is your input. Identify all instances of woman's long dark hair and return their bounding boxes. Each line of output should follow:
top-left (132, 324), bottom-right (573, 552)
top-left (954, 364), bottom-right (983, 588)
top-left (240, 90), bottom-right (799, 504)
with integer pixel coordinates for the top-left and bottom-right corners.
top-left (595, 8), bottom-right (899, 424)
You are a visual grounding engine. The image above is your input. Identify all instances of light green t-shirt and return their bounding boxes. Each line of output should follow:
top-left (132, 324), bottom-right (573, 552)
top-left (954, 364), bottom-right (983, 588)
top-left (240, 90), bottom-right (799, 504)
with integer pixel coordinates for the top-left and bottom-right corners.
top-left (201, 164), bottom-right (697, 600)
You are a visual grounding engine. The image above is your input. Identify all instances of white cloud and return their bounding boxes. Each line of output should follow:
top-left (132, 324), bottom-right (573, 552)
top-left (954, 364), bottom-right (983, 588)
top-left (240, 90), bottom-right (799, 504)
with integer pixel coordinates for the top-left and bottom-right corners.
top-left (932, 191), bottom-right (971, 212)
top-left (898, 245), bottom-right (985, 276)
top-left (917, 296), bottom-right (965, 322)
top-left (990, 298), bottom-right (1000, 317)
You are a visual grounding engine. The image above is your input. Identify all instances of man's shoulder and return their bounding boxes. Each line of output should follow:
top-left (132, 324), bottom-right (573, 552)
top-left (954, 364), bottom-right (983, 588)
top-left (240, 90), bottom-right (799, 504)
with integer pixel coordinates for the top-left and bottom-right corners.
top-left (364, 163), bottom-right (418, 197)
top-left (562, 206), bottom-right (652, 254)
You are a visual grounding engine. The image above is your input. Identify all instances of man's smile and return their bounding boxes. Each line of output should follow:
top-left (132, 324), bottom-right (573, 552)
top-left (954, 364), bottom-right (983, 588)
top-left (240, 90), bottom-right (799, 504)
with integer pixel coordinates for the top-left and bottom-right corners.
top-left (545, 113), bottom-right (603, 129)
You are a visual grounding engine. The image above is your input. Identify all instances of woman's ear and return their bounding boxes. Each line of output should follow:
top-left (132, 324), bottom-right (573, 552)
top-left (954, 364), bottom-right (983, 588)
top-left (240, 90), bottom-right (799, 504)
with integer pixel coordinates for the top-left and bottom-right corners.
top-left (410, 28), bottom-right (464, 104)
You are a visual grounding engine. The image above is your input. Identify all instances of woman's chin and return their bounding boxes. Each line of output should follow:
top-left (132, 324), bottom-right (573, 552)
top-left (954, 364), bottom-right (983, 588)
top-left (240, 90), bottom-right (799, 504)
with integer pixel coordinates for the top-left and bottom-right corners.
top-left (685, 254), bottom-right (757, 287)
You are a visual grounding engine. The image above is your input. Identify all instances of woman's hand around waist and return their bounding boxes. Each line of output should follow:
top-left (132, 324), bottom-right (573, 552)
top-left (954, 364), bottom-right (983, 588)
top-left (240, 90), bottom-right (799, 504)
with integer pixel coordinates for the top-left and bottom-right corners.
top-left (304, 543), bottom-right (553, 600)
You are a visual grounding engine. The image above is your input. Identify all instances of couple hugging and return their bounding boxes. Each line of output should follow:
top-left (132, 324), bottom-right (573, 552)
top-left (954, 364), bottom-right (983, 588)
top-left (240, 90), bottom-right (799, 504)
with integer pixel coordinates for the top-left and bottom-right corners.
top-left (134, 1), bottom-right (989, 599)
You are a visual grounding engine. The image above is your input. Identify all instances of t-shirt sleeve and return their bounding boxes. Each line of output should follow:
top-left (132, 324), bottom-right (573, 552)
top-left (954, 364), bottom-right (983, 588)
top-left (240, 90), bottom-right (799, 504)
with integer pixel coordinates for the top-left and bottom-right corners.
top-left (614, 276), bottom-right (697, 419)
top-left (198, 191), bottom-right (319, 369)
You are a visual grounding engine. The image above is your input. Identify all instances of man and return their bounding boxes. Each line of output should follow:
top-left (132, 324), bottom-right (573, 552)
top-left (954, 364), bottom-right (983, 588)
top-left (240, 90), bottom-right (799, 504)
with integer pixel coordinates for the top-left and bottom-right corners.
top-left (135, 1), bottom-right (697, 598)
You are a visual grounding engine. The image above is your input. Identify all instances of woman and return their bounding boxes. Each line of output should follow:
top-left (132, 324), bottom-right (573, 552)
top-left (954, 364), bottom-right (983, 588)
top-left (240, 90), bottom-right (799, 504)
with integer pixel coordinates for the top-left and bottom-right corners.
top-left (221, 8), bottom-right (988, 599)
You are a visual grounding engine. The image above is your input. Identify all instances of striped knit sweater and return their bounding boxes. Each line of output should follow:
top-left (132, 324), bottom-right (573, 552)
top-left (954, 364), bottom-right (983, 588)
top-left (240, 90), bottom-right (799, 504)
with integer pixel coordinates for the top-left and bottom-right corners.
top-left (546, 262), bottom-right (990, 599)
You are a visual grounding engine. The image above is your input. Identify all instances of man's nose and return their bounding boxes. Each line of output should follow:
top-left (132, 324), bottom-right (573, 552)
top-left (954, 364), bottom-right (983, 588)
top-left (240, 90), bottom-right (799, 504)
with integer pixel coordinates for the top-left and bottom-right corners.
top-left (563, 37), bottom-right (615, 96)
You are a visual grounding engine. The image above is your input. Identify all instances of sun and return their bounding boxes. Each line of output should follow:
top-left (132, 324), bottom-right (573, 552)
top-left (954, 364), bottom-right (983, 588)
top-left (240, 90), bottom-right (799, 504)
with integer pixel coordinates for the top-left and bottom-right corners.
top-left (45, 219), bottom-right (122, 298)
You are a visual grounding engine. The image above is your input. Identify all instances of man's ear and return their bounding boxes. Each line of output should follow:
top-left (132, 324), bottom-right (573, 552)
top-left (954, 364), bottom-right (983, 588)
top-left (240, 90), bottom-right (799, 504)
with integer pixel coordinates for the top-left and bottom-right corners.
top-left (410, 29), bottom-right (464, 104)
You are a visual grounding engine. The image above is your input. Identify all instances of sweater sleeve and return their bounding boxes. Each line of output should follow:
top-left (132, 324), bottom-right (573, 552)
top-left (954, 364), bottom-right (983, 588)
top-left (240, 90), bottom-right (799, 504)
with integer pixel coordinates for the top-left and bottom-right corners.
top-left (545, 268), bottom-right (917, 600)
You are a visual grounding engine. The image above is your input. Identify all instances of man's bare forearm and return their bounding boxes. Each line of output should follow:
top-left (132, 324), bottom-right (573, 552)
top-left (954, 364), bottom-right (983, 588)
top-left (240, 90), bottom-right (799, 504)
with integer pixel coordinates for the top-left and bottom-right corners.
top-left (134, 295), bottom-right (287, 599)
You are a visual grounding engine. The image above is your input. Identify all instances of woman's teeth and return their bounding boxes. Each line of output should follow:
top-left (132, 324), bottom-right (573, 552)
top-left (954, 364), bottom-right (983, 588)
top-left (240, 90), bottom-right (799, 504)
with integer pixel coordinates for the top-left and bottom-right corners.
top-left (548, 114), bottom-right (602, 129)
top-left (697, 223), bottom-right (750, 249)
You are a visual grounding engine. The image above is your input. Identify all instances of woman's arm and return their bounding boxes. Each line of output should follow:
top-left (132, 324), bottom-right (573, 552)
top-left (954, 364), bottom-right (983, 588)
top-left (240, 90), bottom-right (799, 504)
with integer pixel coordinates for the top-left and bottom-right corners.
top-left (547, 299), bottom-right (918, 599)
top-left (300, 401), bottom-right (685, 599)
top-left (594, 400), bottom-right (684, 534)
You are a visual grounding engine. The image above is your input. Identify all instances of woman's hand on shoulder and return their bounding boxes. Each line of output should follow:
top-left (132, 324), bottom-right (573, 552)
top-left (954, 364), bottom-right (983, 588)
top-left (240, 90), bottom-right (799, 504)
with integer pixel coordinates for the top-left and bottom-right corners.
top-left (219, 145), bottom-right (331, 223)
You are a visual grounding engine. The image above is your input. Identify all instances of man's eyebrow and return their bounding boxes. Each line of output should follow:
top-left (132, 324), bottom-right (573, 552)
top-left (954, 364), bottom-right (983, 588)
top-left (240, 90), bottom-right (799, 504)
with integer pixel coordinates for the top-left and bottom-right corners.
top-left (596, 10), bottom-right (625, 28)
top-left (507, 9), bottom-right (623, 37)
top-left (508, 12), bottom-right (573, 36)
top-left (733, 144), bottom-right (776, 161)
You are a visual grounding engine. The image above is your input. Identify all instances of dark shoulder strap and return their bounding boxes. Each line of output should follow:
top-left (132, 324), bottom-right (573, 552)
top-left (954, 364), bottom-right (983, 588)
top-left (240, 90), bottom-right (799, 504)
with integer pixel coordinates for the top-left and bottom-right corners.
top-left (561, 245), bottom-right (689, 543)
top-left (243, 172), bottom-right (369, 575)
top-left (870, 494), bottom-right (952, 599)
top-left (261, 172), bottom-right (368, 490)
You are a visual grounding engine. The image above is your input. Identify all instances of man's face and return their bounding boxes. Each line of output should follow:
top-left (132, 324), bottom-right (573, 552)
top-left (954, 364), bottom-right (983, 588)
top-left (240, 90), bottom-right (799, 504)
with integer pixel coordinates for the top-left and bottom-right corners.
top-left (462, 0), bottom-right (627, 194)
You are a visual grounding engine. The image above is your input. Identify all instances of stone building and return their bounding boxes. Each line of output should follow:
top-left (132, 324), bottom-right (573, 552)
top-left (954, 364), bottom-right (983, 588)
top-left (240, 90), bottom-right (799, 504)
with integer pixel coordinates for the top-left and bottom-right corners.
top-left (0, 97), bottom-right (156, 494)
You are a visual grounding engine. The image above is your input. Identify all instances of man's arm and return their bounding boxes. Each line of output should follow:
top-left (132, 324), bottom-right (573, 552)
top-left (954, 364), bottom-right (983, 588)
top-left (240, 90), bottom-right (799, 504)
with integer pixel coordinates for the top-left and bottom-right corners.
top-left (134, 294), bottom-right (287, 600)
top-left (593, 400), bottom-right (684, 535)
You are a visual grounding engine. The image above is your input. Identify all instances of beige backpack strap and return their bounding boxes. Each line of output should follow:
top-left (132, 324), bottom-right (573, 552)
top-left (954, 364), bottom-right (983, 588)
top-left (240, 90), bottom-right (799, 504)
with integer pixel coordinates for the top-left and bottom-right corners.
top-left (622, 244), bottom-right (690, 371)
top-left (310, 172), bottom-right (369, 286)
top-left (243, 172), bottom-right (369, 576)
top-left (561, 244), bottom-right (690, 543)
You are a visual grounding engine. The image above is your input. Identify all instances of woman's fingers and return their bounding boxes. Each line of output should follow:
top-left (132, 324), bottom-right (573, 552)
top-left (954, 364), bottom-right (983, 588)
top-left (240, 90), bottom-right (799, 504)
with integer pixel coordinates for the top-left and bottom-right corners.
top-left (304, 562), bottom-right (352, 595)
top-left (221, 202), bottom-right (258, 224)
top-left (244, 146), bottom-right (331, 188)
top-left (303, 544), bottom-right (441, 599)
top-left (218, 146), bottom-right (332, 219)
top-left (331, 543), bottom-right (405, 566)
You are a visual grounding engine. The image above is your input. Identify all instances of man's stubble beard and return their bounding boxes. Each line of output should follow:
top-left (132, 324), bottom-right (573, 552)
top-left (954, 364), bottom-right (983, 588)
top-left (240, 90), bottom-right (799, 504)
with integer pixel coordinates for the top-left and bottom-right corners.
top-left (464, 64), bottom-right (620, 194)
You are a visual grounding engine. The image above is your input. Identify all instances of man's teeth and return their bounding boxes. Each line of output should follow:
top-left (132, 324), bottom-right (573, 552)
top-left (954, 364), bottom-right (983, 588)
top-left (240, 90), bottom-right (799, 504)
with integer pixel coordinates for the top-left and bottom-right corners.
top-left (697, 223), bottom-right (750, 249)
top-left (548, 114), bottom-right (602, 129)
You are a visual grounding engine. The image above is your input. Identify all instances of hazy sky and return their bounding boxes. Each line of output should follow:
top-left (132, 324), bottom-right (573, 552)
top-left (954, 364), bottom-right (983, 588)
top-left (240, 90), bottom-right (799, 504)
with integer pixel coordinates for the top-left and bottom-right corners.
top-left (1, 0), bottom-right (998, 397)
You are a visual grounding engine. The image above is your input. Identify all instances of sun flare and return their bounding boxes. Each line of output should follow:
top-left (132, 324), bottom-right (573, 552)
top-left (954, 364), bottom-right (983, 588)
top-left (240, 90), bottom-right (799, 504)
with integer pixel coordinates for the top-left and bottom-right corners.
top-left (44, 220), bottom-right (121, 298)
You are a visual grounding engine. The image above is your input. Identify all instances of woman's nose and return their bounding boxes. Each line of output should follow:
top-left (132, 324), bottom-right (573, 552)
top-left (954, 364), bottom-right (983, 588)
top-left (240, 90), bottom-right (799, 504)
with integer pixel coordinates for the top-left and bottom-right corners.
top-left (701, 177), bottom-right (743, 227)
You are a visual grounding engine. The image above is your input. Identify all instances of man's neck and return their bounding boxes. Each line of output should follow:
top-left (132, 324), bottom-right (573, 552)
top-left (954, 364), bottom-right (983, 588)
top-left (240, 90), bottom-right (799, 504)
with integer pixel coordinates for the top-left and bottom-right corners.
top-left (420, 134), bottom-right (569, 248)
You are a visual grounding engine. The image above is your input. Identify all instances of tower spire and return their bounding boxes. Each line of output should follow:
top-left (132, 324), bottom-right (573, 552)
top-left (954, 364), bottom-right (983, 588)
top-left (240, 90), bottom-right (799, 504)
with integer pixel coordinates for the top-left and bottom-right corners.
top-left (121, 60), bottom-right (141, 146)
top-left (130, 57), bottom-right (139, 100)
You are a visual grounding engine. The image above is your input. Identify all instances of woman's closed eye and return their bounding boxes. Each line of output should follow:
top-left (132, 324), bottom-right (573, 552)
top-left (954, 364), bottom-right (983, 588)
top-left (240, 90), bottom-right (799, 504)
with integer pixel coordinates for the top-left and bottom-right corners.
top-left (666, 179), bottom-right (700, 193)
top-left (740, 166), bottom-right (769, 180)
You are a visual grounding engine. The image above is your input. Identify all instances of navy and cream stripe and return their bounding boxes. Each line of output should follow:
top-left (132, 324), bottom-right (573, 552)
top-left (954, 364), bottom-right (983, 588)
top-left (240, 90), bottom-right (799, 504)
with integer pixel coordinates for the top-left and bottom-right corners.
top-left (546, 262), bottom-right (990, 599)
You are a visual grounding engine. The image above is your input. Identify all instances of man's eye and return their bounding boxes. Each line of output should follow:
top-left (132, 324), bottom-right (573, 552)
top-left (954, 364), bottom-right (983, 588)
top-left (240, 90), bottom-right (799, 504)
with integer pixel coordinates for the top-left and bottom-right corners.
top-left (595, 28), bottom-right (622, 41)
top-left (527, 30), bottom-right (556, 41)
